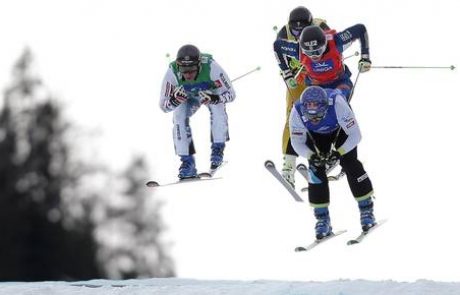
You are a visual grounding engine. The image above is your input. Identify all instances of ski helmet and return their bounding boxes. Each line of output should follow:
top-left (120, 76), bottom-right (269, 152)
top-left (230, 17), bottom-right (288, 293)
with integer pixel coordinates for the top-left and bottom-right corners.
top-left (299, 25), bottom-right (327, 60)
top-left (176, 44), bottom-right (201, 73)
top-left (288, 6), bottom-right (313, 37)
top-left (300, 86), bottom-right (329, 121)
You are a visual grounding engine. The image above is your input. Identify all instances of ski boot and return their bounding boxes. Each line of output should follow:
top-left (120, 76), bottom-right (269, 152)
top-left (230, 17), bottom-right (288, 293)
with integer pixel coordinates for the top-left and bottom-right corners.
top-left (358, 198), bottom-right (376, 232)
top-left (178, 155), bottom-right (197, 179)
top-left (281, 154), bottom-right (296, 188)
top-left (314, 207), bottom-right (332, 240)
top-left (210, 143), bottom-right (225, 170)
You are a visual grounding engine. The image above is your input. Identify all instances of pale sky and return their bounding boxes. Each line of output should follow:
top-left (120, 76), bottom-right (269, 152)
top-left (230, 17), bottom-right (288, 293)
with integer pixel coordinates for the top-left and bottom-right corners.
top-left (1, 0), bottom-right (459, 282)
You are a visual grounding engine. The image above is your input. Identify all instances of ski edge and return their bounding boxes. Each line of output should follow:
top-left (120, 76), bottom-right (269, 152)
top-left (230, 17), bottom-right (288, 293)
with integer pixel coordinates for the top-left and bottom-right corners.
top-left (295, 229), bottom-right (347, 252)
top-left (145, 176), bottom-right (221, 188)
top-left (347, 219), bottom-right (388, 245)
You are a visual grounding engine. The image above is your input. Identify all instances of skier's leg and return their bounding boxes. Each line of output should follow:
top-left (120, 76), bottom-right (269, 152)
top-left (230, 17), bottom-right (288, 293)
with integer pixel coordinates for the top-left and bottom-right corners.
top-left (307, 164), bottom-right (332, 239)
top-left (173, 102), bottom-right (198, 178)
top-left (208, 103), bottom-right (229, 169)
top-left (339, 147), bottom-right (376, 230)
top-left (282, 83), bottom-right (306, 187)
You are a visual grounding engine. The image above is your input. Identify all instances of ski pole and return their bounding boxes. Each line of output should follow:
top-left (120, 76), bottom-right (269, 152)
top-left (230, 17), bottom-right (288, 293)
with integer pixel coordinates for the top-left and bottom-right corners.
top-left (231, 66), bottom-right (261, 83)
top-left (343, 51), bottom-right (359, 61)
top-left (371, 65), bottom-right (455, 70)
top-left (329, 65), bottom-right (363, 152)
top-left (165, 53), bottom-right (172, 63)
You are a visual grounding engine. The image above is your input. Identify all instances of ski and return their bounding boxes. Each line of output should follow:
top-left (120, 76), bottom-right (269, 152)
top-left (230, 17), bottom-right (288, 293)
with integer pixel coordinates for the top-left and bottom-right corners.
top-left (297, 163), bottom-right (346, 192)
top-left (145, 175), bottom-right (221, 188)
top-left (295, 230), bottom-right (347, 252)
top-left (264, 160), bottom-right (304, 202)
top-left (347, 219), bottom-right (387, 245)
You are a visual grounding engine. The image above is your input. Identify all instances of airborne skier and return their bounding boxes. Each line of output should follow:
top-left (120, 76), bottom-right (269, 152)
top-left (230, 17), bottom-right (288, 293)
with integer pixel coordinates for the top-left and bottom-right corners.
top-left (273, 6), bottom-right (330, 188)
top-left (159, 44), bottom-right (236, 179)
top-left (289, 86), bottom-right (377, 240)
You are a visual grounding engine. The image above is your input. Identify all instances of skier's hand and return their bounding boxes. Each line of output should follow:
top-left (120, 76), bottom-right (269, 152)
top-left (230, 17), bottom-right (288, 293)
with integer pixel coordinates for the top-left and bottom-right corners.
top-left (326, 150), bottom-right (341, 167)
top-left (358, 56), bottom-right (372, 73)
top-left (281, 69), bottom-right (298, 89)
top-left (199, 90), bottom-right (221, 105)
top-left (309, 153), bottom-right (325, 168)
top-left (169, 85), bottom-right (187, 106)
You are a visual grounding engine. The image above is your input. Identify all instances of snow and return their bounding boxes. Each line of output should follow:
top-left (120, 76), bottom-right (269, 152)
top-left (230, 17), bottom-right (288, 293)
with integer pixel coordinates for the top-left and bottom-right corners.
top-left (1, 279), bottom-right (459, 295)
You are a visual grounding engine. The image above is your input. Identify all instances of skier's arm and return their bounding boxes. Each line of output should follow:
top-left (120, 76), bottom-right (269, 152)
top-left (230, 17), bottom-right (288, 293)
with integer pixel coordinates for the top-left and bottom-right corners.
top-left (334, 95), bottom-right (362, 155)
top-left (274, 38), bottom-right (301, 88)
top-left (273, 39), bottom-right (298, 73)
top-left (289, 107), bottom-right (315, 159)
top-left (159, 68), bottom-right (182, 113)
top-left (209, 60), bottom-right (236, 103)
top-left (334, 24), bottom-right (370, 59)
top-left (274, 27), bottom-right (290, 73)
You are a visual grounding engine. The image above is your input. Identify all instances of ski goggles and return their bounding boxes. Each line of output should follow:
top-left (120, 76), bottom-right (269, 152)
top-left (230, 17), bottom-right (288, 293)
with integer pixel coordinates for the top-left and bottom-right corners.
top-left (303, 102), bottom-right (328, 121)
top-left (178, 64), bottom-right (199, 73)
top-left (301, 45), bottom-right (327, 59)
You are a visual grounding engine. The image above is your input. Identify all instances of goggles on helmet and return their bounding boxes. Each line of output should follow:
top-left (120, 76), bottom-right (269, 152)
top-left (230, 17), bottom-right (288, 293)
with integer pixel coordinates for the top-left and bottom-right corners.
top-left (178, 64), bottom-right (199, 74)
top-left (301, 45), bottom-right (326, 59)
top-left (303, 101), bottom-right (328, 121)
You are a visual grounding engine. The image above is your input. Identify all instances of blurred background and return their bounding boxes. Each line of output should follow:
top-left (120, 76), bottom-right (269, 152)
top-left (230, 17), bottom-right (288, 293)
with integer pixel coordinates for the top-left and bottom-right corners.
top-left (1, 0), bottom-right (459, 282)
top-left (0, 47), bottom-right (174, 280)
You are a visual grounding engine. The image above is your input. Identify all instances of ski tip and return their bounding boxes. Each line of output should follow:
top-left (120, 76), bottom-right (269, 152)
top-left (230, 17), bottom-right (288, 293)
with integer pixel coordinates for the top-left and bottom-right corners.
top-left (264, 160), bottom-right (275, 168)
top-left (296, 163), bottom-right (307, 171)
top-left (347, 240), bottom-right (359, 246)
top-left (294, 246), bottom-right (307, 252)
top-left (300, 186), bottom-right (309, 192)
top-left (146, 181), bottom-right (159, 187)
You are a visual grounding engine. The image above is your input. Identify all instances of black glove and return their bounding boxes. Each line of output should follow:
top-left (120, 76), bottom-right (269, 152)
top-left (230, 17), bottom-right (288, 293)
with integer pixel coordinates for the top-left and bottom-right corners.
top-left (309, 153), bottom-right (326, 168)
top-left (199, 90), bottom-right (221, 105)
top-left (326, 150), bottom-right (341, 167)
top-left (281, 69), bottom-right (297, 89)
top-left (169, 85), bottom-right (187, 107)
top-left (358, 56), bottom-right (372, 73)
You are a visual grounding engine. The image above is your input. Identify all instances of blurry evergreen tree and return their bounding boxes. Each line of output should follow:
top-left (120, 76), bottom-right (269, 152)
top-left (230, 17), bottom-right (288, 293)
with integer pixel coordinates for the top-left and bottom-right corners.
top-left (0, 48), bottom-right (101, 280)
top-left (0, 48), bottom-right (175, 281)
top-left (96, 156), bottom-right (175, 279)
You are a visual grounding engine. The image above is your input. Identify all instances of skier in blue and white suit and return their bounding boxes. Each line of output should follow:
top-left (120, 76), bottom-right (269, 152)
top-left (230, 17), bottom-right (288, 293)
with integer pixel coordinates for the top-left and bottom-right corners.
top-left (289, 86), bottom-right (376, 239)
top-left (160, 44), bottom-right (236, 179)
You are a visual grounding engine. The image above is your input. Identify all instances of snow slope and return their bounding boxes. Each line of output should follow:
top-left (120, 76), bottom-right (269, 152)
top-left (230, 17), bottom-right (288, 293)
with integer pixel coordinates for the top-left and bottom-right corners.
top-left (1, 278), bottom-right (459, 295)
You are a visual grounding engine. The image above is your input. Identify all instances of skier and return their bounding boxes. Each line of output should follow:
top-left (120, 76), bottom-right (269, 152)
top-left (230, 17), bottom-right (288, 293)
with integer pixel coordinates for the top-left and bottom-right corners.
top-left (273, 6), bottom-right (330, 189)
top-left (289, 86), bottom-right (376, 239)
top-left (159, 44), bottom-right (236, 179)
top-left (298, 24), bottom-right (372, 100)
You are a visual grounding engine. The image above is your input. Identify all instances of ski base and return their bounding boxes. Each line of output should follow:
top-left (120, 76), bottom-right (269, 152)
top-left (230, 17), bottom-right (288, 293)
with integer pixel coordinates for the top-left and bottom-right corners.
top-left (264, 160), bottom-right (304, 202)
top-left (295, 230), bottom-right (347, 252)
top-left (145, 174), bottom-right (220, 188)
top-left (347, 219), bottom-right (387, 245)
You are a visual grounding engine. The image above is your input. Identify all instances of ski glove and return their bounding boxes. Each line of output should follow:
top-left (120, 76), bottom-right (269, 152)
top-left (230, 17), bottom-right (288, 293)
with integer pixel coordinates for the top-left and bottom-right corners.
top-left (358, 56), bottom-right (372, 73)
top-left (309, 153), bottom-right (326, 168)
top-left (199, 90), bottom-right (221, 105)
top-left (326, 150), bottom-right (341, 167)
top-left (169, 85), bottom-right (187, 107)
top-left (281, 69), bottom-right (298, 89)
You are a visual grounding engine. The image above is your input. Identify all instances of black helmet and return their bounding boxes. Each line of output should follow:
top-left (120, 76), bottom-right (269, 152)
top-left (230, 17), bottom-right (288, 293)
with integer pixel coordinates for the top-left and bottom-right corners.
top-left (176, 44), bottom-right (201, 73)
top-left (299, 25), bottom-right (327, 59)
top-left (288, 6), bottom-right (313, 37)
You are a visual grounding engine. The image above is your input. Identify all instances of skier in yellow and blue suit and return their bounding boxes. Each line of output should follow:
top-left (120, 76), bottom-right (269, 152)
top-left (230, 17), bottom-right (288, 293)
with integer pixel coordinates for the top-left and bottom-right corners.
top-left (273, 6), bottom-right (330, 188)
